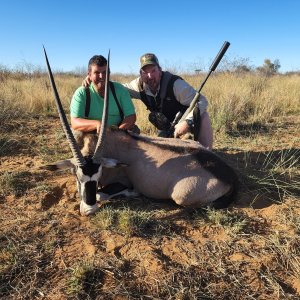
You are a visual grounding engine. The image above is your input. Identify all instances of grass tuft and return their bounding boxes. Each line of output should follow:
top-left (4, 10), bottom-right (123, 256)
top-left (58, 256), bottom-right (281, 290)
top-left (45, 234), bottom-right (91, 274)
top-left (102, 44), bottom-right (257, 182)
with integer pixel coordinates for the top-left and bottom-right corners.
top-left (0, 171), bottom-right (33, 197)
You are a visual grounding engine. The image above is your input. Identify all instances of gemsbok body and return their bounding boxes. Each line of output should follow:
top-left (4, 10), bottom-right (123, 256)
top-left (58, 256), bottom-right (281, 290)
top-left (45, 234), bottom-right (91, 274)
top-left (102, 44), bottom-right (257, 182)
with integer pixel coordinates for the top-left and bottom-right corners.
top-left (43, 48), bottom-right (238, 216)
top-left (76, 129), bottom-right (238, 209)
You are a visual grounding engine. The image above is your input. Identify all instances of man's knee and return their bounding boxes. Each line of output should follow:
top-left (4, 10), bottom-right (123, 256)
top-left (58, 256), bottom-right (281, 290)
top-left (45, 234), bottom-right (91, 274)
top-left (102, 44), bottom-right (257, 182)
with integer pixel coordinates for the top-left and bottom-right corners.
top-left (196, 112), bottom-right (213, 149)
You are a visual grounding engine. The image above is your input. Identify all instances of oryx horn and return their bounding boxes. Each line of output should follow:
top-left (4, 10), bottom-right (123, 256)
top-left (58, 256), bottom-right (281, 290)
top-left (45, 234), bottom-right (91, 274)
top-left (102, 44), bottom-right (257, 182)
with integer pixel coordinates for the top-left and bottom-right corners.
top-left (92, 50), bottom-right (110, 163)
top-left (43, 46), bottom-right (86, 167)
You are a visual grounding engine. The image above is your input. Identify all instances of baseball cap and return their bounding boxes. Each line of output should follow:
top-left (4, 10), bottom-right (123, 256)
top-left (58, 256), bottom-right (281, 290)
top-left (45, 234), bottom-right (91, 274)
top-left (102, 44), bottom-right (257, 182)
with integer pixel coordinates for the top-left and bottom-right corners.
top-left (140, 53), bottom-right (160, 69)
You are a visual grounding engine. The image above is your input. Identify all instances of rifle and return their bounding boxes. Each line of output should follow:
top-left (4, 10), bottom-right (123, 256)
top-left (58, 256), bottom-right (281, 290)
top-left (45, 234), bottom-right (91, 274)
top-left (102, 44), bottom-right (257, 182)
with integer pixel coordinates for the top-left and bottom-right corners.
top-left (178, 41), bottom-right (230, 123)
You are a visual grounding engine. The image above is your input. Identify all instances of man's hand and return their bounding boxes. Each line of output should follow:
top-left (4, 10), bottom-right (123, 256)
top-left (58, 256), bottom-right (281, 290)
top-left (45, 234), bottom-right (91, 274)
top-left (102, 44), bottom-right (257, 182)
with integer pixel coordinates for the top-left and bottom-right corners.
top-left (174, 121), bottom-right (190, 138)
top-left (82, 76), bottom-right (92, 88)
top-left (118, 114), bottom-right (137, 131)
top-left (96, 120), bottom-right (102, 134)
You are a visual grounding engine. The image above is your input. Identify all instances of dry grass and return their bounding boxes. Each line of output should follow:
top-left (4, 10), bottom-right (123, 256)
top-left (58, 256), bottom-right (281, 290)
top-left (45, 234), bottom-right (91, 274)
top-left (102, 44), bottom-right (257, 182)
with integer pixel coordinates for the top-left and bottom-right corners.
top-left (0, 71), bottom-right (299, 132)
top-left (0, 71), bottom-right (300, 299)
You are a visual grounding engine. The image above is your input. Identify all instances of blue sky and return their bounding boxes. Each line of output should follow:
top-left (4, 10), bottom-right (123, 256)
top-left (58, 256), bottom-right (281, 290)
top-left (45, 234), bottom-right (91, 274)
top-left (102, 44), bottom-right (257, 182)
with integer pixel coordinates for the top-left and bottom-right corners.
top-left (1, 0), bottom-right (299, 74)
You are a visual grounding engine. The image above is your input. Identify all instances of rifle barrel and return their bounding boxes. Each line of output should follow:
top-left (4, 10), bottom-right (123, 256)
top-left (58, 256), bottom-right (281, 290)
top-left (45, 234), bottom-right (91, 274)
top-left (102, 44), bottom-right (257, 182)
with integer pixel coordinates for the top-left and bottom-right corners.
top-left (209, 41), bottom-right (230, 72)
top-left (179, 41), bottom-right (230, 122)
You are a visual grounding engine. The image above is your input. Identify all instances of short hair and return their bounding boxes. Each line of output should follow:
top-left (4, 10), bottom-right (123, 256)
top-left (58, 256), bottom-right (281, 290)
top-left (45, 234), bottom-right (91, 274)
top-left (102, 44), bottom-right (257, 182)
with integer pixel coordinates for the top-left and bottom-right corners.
top-left (88, 55), bottom-right (107, 71)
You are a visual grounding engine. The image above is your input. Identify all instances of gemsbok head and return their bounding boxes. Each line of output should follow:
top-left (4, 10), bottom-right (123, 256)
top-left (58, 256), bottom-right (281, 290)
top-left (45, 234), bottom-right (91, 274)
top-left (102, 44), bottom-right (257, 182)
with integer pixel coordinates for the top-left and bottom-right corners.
top-left (43, 48), bottom-right (123, 216)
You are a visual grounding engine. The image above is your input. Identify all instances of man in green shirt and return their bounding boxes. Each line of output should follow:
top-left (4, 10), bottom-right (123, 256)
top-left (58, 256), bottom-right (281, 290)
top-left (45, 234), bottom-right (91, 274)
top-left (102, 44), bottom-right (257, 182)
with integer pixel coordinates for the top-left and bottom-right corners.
top-left (70, 55), bottom-right (136, 133)
top-left (70, 54), bottom-right (138, 200)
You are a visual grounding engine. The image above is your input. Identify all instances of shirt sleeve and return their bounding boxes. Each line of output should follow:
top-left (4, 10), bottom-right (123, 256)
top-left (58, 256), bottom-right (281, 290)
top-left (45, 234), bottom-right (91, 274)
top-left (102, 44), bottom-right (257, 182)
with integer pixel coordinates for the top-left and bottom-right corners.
top-left (123, 78), bottom-right (142, 100)
top-left (70, 87), bottom-right (86, 118)
top-left (173, 79), bottom-right (208, 118)
top-left (113, 82), bottom-right (136, 117)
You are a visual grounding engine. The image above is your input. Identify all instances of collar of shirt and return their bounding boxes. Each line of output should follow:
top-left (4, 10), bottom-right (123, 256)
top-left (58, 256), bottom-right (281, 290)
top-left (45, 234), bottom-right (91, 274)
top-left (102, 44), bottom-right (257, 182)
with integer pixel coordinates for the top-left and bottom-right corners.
top-left (143, 83), bottom-right (160, 97)
top-left (91, 83), bottom-right (104, 99)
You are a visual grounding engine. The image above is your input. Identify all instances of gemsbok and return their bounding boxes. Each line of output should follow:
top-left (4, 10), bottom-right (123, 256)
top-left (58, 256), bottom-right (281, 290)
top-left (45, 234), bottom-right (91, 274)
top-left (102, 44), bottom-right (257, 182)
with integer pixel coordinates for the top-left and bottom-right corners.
top-left (43, 48), bottom-right (238, 216)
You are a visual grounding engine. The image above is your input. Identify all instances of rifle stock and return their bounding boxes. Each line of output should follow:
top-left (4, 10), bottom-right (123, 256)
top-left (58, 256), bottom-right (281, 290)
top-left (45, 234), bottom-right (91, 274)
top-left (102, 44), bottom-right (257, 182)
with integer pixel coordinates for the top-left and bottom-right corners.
top-left (179, 41), bottom-right (230, 122)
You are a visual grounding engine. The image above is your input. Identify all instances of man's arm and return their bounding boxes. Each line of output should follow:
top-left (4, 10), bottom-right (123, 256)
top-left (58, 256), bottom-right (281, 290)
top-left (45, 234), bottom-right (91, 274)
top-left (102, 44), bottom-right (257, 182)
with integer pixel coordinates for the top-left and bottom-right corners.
top-left (173, 79), bottom-right (209, 141)
top-left (71, 117), bottom-right (101, 133)
top-left (122, 78), bottom-right (142, 99)
top-left (118, 114), bottom-right (136, 130)
top-left (71, 114), bottom-right (136, 133)
top-left (173, 79), bottom-right (208, 118)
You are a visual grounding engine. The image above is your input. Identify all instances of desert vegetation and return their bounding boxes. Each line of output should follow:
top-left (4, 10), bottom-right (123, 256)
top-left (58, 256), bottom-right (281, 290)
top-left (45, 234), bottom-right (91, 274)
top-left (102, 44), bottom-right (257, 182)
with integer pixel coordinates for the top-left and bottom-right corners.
top-left (0, 66), bottom-right (299, 299)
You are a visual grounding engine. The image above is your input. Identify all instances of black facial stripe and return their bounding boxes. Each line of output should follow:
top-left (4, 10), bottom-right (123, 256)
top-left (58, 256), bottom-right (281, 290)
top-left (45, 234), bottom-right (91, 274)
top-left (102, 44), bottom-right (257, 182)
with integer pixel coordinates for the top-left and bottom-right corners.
top-left (84, 181), bottom-right (97, 205)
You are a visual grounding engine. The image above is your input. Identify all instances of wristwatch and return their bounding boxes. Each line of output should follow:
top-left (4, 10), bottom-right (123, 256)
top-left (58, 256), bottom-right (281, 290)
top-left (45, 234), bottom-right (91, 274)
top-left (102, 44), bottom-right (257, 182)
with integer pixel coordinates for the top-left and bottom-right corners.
top-left (185, 119), bottom-right (194, 131)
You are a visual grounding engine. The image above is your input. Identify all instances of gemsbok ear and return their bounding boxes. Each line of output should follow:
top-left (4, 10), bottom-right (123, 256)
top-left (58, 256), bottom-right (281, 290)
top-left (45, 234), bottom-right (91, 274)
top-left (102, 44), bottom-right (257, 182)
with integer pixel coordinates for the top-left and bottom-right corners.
top-left (101, 158), bottom-right (128, 169)
top-left (40, 160), bottom-right (75, 171)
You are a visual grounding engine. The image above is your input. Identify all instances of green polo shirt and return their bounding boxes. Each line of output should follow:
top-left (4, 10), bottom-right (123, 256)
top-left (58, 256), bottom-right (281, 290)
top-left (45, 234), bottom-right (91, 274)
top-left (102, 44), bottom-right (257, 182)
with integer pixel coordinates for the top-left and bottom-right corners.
top-left (70, 81), bottom-right (135, 126)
